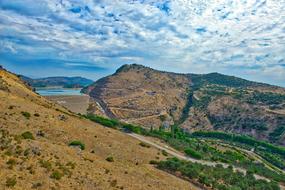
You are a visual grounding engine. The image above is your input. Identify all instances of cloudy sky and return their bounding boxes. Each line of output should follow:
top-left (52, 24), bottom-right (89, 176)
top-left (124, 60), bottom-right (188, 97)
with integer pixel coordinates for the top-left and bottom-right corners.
top-left (0, 0), bottom-right (284, 86)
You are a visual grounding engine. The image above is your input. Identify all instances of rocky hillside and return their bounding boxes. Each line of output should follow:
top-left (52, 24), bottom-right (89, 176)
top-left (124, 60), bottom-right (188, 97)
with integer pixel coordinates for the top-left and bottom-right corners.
top-left (84, 64), bottom-right (285, 145)
top-left (83, 64), bottom-right (191, 128)
top-left (20, 76), bottom-right (93, 88)
top-left (0, 67), bottom-right (195, 190)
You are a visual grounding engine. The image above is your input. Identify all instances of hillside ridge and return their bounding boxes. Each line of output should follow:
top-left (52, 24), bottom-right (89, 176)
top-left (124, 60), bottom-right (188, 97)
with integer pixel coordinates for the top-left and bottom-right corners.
top-left (20, 75), bottom-right (93, 88)
top-left (84, 64), bottom-right (285, 145)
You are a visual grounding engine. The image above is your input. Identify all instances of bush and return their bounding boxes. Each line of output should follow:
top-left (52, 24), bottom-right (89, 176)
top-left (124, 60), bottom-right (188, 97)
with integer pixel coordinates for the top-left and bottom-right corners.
top-left (50, 170), bottom-right (63, 180)
top-left (69, 141), bottom-right (85, 150)
top-left (162, 150), bottom-right (168, 156)
top-left (106, 156), bottom-right (114, 162)
top-left (21, 131), bottom-right (34, 140)
top-left (184, 148), bottom-right (202, 159)
top-left (34, 113), bottom-right (40, 117)
top-left (139, 142), bottom-right (150, 148)
top-left (85, 114), bottom-right (118, 128)
top-left (149, 160), bottom-right (159, 165)
top-left (39, 159), bottom-right (52, 171)
top-left (122, 123), bottom-right (146, 134)
top-left (6, 159), bottom-right (17, 169)
top-left (6, 177), bottom-right (17, 187)
top-left (21, 111), bottom-right (31, 119)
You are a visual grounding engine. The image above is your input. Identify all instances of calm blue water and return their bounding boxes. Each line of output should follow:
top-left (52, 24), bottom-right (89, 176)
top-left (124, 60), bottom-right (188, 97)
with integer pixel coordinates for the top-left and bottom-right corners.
top-left (36, 88), bottom-right (83, 96)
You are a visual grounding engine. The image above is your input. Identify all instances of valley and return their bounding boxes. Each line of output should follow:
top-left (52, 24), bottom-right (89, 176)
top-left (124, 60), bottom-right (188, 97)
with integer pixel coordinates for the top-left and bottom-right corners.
top-left (1, 1), bottom-right (284, 189)
top-left (1, 65), bottom-right (285, 190)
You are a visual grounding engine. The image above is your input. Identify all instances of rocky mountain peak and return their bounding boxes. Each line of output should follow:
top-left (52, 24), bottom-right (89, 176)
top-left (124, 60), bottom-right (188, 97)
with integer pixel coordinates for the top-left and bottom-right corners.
top-left (115, 64), bottom-right (152, 74)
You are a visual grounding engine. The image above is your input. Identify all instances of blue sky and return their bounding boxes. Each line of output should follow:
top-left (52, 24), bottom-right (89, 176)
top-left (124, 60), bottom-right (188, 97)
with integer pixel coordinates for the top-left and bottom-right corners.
top-left (0, 0), bottom-right (285, 86)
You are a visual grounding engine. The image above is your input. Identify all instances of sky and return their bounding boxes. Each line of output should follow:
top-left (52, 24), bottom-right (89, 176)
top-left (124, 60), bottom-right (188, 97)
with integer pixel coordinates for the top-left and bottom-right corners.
top-left (0, 0), bottom-right (285, 86)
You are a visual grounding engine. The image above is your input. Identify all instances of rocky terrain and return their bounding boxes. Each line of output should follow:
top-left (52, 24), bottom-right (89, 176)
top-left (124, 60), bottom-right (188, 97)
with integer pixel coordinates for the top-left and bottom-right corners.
top-left (0, 67), bottom-right (196, 190)
top-left (82, 64), bottom-right (191, 128)
top-left (84, 64), bottom-right (285, 145)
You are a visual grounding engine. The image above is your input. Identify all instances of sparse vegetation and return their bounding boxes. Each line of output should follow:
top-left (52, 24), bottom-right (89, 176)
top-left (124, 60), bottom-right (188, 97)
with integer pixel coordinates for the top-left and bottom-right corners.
top-left (106, 156), bottom-right (114, 162)
top-left (39, 159), bottom-right (52, 171)
top-left (68, 141), bottom-right (85, 150)
top-left (34, 113), bottom-right (40, 117)
top-left (184, 148), bottom-right (202, 159)
top-left (162, 150), bottom-right (168, 156)
top-left (246, 91), bottom-right (285, 105)
top-left (85, 115), bottom-right (285, 183)
top-left (149, 160), bottom-right (159, 165)
top-left (21, 131), bottom-right (34, 140)
top-left (6, 158), bottom-right (17, 169)
top-left (269, 126), bottom-right (285, 142)
top-left (156, 157), bottom-right (280, 190)
top-left (139, 142), bottom-right (150, 148)
top-left (21, 111), bottom-right (31, 119)
top-left (50, 170), bottom-right (63, 180)
top-left (6, 177), bottom-right (17, 187)
top-left (191, 131), bottom-right (285, 159)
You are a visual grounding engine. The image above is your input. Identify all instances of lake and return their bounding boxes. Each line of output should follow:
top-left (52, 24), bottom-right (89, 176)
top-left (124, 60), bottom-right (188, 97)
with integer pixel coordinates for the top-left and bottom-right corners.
top-left (36, 88), bottom-right (83, 96)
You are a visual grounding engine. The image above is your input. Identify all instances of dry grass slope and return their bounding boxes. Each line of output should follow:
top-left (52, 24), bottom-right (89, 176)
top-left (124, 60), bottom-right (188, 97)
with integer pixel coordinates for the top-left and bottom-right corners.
top-left (0, 68), bottom-right (198, 190)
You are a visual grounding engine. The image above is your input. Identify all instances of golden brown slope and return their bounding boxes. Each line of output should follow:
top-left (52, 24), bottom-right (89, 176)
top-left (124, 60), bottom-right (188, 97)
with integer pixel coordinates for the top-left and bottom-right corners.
top-left (0, 68), bottom-right (197, 189)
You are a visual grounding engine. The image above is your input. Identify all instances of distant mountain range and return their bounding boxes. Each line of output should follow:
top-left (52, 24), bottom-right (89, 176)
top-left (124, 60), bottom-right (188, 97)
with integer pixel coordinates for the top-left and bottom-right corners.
top-left (83, 64), bottom-right (285, 145)
top-left (20, 75), bottom-right (93, 88)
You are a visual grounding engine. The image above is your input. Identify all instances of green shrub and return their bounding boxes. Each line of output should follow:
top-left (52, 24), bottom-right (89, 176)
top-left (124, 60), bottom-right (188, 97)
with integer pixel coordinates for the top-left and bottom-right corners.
top-left (6, 177), bottom-right (17, 187)
top-left (139, 142), bottom-right (150, 148)
top-left (162, 150), bottom-right (168, 156)
top-left (39, 159), bottom-right (52, 171)
top-left (106, 156), bottom-right (114, 162)
top-left (149, 160), bottom-right (159, 165)
top-left (184, 148), bottom-right (202, 159)
top-left (85, 114), bottom-right (118, 128)
top-left (50, 170), bottom-right (63, 180)
top-left (6, 159), bottom-right (17, 169)
top-left (21, 131), bottom-right (34, 140)
top-left (34, 113), bottom-right (40, 117)
top-left (122, 123), bottom-right (146, 134)
top-left (69, 141), bottom-right (85, 150)
top-left (21, 111), bottom-right (31, 119)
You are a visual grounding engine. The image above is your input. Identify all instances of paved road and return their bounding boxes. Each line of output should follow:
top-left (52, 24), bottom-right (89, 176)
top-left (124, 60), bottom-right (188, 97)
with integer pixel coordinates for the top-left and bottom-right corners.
top-left (127, 133), bottom-right (272, 182)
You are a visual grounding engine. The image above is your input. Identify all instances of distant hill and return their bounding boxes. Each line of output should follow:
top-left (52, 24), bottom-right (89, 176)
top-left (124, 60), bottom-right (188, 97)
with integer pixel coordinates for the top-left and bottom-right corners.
top-left (83, 64), bottom-right (285, 145)
top-left (20, 76), bottom-right (93, 88)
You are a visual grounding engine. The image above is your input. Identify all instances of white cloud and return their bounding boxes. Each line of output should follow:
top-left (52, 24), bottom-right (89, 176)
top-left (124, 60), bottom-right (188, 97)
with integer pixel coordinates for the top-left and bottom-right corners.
top-left (0, 0), bottom-right (284, 85)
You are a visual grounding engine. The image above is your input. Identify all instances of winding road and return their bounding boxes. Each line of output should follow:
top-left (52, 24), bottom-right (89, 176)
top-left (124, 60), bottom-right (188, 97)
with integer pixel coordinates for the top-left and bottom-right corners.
top-left (127, 133), bottom-right (282, 184)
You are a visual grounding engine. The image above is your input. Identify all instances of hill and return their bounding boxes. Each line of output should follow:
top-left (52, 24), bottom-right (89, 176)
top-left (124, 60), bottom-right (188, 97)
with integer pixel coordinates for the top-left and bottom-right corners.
top-left (82, 64), bottom-right (191, 128)
top-left (83, 64), bottom-right (285, 145)
top-left (20, 76), bottom-right (93, 88)
top-left (0, 67), bottom-right (194, 189)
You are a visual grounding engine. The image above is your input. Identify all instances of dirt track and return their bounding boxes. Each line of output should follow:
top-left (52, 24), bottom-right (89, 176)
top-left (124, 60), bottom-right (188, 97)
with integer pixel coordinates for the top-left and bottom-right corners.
top-left (127, 133), bottom-right (279, 184)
